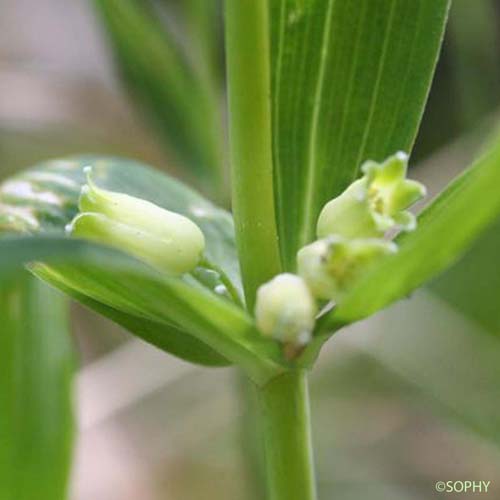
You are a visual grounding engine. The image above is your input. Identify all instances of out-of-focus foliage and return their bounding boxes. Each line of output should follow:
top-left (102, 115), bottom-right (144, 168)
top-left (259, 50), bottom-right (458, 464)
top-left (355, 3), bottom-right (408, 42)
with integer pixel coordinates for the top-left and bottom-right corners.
top-left (414, 0), bottom-right (500, 160)
top-left (0, 271), bottom-right (74, 500)
top-left (448, 0), bottom-right (500, 129)
top-left (93, 0), bottom-right (225, 197)
top-left (430, 216), bottom-right (500, 335)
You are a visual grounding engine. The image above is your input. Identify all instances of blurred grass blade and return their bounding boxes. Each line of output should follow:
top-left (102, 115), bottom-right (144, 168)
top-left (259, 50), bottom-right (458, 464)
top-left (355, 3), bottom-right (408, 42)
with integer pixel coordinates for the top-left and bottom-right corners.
top-left (350, 290), bottom-right (500, 448)
top-left (324, 138), bottom-right (500, 329)
top-left (0, 271), bottom-right (74, 500)
top-left (449, 0), bottom-right (500, 129)
top-left (270, 0), bottom-right (451, 269)
top-left (429, 217), bottom-right (500, 336)
top-left (0, 236), bottom-right (285, 384)
top-left (184, 0), bottom-right (223, 124)
top-left (93, 0), bottom-right (224, 195)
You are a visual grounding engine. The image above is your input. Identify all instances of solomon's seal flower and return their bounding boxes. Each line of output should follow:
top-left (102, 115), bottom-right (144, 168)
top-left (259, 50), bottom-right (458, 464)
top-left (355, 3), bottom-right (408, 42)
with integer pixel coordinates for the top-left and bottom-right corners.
top-left (297, 236), bottom-right (397, 301)
top-left (317, 152), bottom-right (426, 239)
top-left (255, 273), bottom-right (316, 346)
top-left (66, 166), bottom-right (205, 276)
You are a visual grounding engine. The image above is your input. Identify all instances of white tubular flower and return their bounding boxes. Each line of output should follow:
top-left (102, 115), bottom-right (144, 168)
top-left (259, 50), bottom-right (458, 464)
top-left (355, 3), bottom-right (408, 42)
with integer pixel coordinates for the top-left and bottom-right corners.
top-left (66, 166), bottom-right (205, 276)
top-left (255, 273), bottom-right (316, 346)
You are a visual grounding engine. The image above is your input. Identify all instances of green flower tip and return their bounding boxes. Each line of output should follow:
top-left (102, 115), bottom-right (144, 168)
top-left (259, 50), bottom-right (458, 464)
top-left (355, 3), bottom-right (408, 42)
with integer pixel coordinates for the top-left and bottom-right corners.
top-left (255, 273), bottom-right (316, 346)
top-left (66, 166), bottom-right (205, 276)
top-left (298, 236), bottom-right (397, 301)
top-left (317, 152), bottom-right (426, 239)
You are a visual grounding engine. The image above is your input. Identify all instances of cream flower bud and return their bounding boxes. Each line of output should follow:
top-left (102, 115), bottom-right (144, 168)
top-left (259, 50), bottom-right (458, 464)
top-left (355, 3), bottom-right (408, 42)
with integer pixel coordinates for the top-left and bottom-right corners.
top-left (297, 236), bottom-right (397, 301)
top-left (255, 273), bottom-right (316, 345)
top-left (66, 167), bottom-right (205, 276)
top-left (317, 152), bottom-right (426, 239)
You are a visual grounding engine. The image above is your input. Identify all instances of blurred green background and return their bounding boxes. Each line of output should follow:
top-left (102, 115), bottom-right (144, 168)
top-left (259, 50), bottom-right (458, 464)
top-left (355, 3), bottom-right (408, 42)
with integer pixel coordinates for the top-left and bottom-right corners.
top-left (1, 1), bottom-right (500, 499)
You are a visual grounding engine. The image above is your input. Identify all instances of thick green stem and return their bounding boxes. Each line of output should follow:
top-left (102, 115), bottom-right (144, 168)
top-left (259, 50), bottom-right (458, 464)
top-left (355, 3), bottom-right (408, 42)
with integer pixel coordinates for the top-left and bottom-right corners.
top-left (225, 0), bottom-right (282, 310)
top-left (225, 3), bottom-right (315, 498)
top-left (256, 370), bottom-right (317, 500)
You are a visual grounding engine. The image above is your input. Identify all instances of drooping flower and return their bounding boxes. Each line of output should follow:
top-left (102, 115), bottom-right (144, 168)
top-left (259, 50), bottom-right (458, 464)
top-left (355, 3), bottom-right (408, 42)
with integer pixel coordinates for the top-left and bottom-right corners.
top-left (66, 166), bottom-right (205, 276)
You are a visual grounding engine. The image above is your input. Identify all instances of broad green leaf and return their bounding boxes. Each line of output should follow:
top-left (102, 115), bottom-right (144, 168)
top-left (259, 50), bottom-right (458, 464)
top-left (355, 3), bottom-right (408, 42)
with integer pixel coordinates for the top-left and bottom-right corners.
top-left (0, 271), bottom-right (74, 500)
top-left (35, 268), bottom-right (230, 367)
top-left (93, 0), bottom-right (224, 195)
top-left (320, 138), bottom-right (500, 331)
top-left (0, 236), bottom-right (285, 384)
top-left (270, 0), bottom-right (451, 269)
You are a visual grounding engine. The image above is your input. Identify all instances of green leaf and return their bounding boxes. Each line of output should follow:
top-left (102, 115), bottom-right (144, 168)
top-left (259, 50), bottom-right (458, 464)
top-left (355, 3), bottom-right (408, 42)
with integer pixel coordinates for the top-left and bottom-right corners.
top-left (34, 267), bottom-right (230, 367)
top-left (0, 236), bottom-right (285, 384)
top-left (324, 137), bottom-right (500, 330)
top-left (269, 0), bottom-right (451, 269)
top-left (93, 0), bottom-right (224, 195)
top-left (0, 271), bottom-right (74, 500)
top-left (33, 260), bottom-right (280, 377)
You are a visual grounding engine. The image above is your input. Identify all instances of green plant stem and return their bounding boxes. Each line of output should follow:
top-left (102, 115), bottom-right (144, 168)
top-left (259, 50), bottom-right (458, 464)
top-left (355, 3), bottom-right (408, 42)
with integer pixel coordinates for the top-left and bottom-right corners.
top-left (256, 370), bottom-right (317, 500)
top-left (225, 0), bottom-right (282, 310)
top-left (225, 3), bottom-right (316, 497)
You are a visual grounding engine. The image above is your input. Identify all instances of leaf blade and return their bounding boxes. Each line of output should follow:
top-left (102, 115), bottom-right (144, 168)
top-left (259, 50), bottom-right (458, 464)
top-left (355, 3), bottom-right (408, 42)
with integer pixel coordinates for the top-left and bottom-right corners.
top-left (0, 236), bottom-right (285, 384)
top-left (33, 266), bottom-right (230, 367)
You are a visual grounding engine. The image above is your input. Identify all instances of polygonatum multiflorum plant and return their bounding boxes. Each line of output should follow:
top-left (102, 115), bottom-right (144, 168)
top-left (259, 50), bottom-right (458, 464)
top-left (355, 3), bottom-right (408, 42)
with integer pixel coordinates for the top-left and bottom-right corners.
top-left (2, 1), bottom-right (500, 499)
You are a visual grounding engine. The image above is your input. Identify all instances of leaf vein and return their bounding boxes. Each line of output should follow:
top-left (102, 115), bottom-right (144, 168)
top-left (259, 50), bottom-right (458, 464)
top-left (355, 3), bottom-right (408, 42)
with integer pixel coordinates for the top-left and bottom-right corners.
top-left (355, 0), bottom-right (398, 171)
top-left (300, 0), bottom-right (337, 247)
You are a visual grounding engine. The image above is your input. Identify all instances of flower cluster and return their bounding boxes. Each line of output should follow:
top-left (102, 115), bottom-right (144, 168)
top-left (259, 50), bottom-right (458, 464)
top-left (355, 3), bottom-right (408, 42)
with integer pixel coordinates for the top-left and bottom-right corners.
top-left (256, 152), bottom-right (426, 351)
